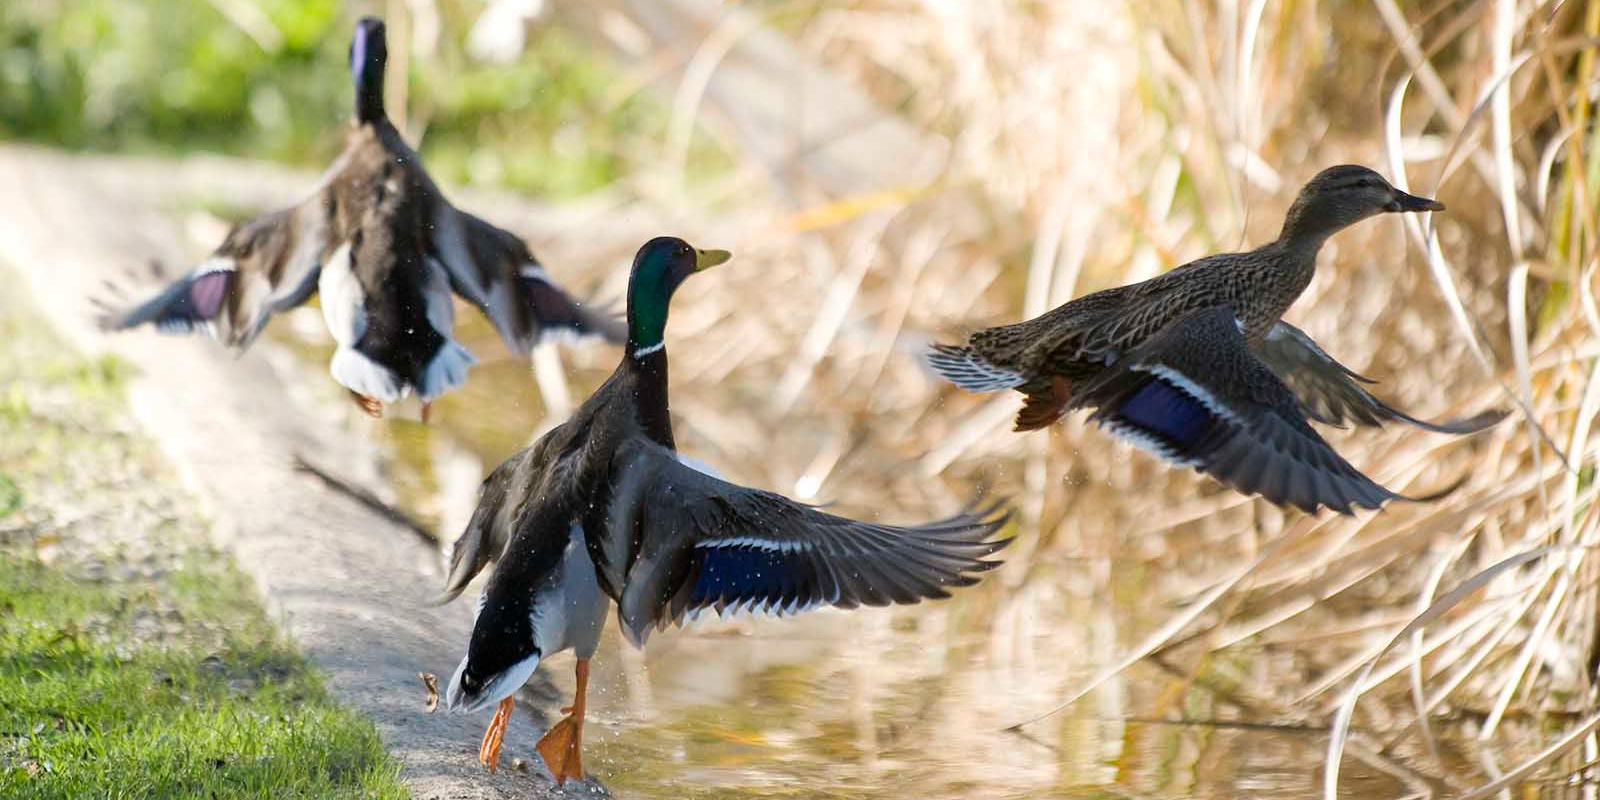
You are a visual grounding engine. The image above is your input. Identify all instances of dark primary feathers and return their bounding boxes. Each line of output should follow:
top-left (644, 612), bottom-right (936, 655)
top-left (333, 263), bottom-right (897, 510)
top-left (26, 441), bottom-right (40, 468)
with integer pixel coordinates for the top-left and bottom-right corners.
top-left (1257, 321), bottom-right (1507, 434)
top-left (1068, 307), bottom-right (1411, 515)
top-left (603, 439), bottom-right (1010, 645)
top-left (435, 449), bottom-right (524, 605)
top-left (442, 210), bottom-right (627, 353)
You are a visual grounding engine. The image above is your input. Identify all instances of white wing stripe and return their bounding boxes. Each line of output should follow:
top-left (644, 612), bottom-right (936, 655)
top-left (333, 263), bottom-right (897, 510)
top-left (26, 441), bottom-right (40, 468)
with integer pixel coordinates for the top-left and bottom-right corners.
top-left (695, 536), bottom-right (812, 554)
top-left (1140, 364), bottom-right (1244, 426)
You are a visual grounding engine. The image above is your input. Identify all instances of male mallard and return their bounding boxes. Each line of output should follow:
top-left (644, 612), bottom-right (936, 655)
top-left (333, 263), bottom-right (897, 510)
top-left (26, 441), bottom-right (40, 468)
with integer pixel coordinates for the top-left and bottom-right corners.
top-left (97, 17), bottom-right (621, 419)
top-left (929, 165), bottom-right (1504, 514)
top-left (441, 237), bottom-right (1011, 784)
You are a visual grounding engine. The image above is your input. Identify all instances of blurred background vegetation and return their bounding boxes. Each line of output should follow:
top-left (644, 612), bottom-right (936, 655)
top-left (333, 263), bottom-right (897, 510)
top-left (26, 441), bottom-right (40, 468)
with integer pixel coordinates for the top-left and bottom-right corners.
top-left (4, 0), bottom-right (1600, 797)
top-left (0, 0), bottom-right (723, 197)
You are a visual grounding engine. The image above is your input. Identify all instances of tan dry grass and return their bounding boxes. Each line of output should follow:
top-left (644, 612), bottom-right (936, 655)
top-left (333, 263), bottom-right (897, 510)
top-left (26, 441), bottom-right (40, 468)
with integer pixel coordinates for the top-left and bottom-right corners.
top-left (579, 0), bottom-right (1600, 794)
top-left (277, 0), bottom-right (1598, 793)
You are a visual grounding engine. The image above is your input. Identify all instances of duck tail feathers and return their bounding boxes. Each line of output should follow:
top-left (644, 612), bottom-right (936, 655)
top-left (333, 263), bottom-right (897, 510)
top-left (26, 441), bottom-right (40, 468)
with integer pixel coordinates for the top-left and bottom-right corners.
top-left (417, 340), bottom-right (476, 402)
top-left (330, 346), bottom-right (407, 404)
top-left (926, 343), bottom-right (1027, 392)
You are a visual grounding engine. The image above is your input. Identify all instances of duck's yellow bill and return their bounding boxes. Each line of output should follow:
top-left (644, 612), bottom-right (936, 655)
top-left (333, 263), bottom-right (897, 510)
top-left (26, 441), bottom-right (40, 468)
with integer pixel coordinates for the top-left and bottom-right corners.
top-left (694, 249), bottom-right (731, 271)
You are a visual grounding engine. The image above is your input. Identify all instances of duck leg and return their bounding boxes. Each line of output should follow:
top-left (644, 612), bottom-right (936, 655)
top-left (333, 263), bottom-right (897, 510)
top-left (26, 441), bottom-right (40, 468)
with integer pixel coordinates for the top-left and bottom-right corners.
top-left (478, 696), bottom-right (513, 773)
top-left (535, 658), bottom-right (589, 784)
top-left (348, 390), bottom-right (384, 418)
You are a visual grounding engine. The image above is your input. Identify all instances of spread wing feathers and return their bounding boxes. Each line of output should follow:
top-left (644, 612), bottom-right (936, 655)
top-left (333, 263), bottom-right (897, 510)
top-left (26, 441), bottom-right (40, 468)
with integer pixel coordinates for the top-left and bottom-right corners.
top-left (97, 202), bottom-right (331, 348)
top-left (437, 208), bottom-right (626, 354)
top-left (97, 259), bottom-right (236, 334)
top-left (432, 419), bottom-right (585, 605)
top-left (433, 451), bottom-right (525, 605)
top-left (1257, 321), bottom-right (1507, 434)
top-left (1070, 307), bottom-right (1409, 515)
top-left (926, 343), bottom-right (1028, 391)
top-left (606, 441), bottom-right (1011, 645)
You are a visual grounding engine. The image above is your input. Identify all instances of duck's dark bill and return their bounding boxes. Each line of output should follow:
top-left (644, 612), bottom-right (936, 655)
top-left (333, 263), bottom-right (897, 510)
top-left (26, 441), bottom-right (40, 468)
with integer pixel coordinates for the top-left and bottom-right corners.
top-left (1387, 190), bottom-right (1445, 213)
top-left (694, 249), bottom-right (731, 271)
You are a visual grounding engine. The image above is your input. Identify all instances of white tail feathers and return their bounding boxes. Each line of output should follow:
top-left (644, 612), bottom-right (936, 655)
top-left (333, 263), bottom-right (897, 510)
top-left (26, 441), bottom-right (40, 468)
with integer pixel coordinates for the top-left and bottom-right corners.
top-left (418, 340), bottom-right (477, 402)
top-left (330, 347), bottom-right (405, 403)
top-left (445, 649), bottom-right (540, 714)
top-left (329, 340), bottom-right (475, 406)
top-left (926, 344), bottom-right (1027, 391)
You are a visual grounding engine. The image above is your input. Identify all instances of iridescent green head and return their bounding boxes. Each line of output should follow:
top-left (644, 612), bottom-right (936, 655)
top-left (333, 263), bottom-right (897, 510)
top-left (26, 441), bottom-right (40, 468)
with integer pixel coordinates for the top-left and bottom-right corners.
top-left (626, 236), bottom-right (730, 357)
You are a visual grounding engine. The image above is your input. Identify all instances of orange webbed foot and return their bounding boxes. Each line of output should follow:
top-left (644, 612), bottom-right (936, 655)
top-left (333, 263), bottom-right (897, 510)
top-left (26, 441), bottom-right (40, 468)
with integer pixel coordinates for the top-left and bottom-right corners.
top-left (349, 390), bottom-right (383, 418)
top-left (478, 697), bottom-right (513, 773)
top-left (534, 713), bottom-right (585, 784)
top-left (536, 659), bottom-right (590, 784)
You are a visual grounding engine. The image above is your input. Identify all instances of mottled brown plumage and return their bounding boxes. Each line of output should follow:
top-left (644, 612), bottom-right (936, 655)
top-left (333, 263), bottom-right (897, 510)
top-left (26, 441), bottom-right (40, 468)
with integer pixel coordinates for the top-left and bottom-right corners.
top-left (929, 165), bottom-right (1505, 513)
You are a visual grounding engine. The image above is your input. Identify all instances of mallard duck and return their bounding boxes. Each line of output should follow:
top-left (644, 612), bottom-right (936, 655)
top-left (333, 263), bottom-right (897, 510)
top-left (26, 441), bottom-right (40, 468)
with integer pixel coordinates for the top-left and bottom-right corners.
top-left (929, 165), bottom-right (1504, 514)
top-left (96, 17), bottom-right (622, 420)
top-left (440, 237), bottom-right (1012, 784)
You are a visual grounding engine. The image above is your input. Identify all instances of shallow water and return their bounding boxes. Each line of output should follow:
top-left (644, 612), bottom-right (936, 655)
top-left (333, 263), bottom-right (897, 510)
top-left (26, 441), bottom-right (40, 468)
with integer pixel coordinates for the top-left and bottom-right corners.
top-left (275, 311), bottom-right (1453, 799)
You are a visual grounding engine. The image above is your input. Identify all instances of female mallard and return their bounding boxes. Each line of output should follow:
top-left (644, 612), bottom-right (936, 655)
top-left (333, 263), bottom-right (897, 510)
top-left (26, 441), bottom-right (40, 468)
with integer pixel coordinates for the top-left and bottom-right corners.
top-left (96, 17), bottom-right (621, 419)
top-left (929, 165), bottom-right (1504, 514)
top-left (440, 237), bottom-right (1011, 784)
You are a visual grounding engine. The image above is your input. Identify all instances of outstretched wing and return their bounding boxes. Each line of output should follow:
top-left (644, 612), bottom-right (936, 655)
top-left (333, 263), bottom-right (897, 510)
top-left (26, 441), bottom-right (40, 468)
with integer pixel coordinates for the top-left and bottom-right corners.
top-left (602, 440), bottom-right (1011, 645)
top-left (431, 205), bottom-right (625, 355)
top-left (1256, 321), bottom-right (1506, 433)
top-left (1070, 307), bottom-right (1421, 515)
top-left (433, 448), bottom-right (526, 605)
top-left (97, 197), bottom-right (334, 349)
top-left (433, 415), bottom-right (588, 604)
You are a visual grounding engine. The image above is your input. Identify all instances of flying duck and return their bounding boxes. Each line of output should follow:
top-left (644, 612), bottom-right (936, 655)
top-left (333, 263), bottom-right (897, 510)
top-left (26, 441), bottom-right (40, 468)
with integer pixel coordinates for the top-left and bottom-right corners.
top-left (96, 17), bottom-right (622, 419)
top-left (441, 237), bottom-right (1012, 784)
top-left (928, 165), bottom-right (1504, 514)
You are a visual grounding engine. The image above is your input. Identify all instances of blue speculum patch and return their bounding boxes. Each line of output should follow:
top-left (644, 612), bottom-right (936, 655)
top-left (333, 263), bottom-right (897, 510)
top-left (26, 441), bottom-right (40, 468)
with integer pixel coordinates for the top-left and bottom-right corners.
top-left (1118, 379), bottom-right (1214, 448)
top-left (693, 544), bottom-right (795, 607)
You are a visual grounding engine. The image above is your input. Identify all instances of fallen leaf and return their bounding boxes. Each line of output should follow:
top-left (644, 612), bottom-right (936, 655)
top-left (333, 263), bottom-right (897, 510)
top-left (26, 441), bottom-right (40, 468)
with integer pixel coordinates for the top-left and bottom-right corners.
top-left (419, 671), bottom-right (438, 713)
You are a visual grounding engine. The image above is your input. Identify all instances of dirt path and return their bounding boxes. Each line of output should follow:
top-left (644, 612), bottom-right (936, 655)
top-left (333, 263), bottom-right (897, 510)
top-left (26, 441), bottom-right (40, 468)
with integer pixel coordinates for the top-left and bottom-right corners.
top-left (0, 146), bottom-right (639, 799)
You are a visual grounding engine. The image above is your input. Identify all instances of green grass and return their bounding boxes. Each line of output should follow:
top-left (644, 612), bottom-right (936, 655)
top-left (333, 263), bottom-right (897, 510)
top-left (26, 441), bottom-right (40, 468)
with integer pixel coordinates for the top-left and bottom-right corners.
top-left (0, 556), bottom-right (405, 799)
top-left (0, 0), bottom-right (730, 199)
top-left (0, 283), bottom-right (408, 799)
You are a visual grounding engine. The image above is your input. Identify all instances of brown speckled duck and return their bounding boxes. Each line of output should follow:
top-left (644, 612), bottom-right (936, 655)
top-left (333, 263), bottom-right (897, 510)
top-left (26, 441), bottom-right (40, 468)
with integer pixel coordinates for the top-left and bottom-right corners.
top-left (929, 165), bottom-right (1504, 514)
top-left (97, 17), bottom-right (622, 420)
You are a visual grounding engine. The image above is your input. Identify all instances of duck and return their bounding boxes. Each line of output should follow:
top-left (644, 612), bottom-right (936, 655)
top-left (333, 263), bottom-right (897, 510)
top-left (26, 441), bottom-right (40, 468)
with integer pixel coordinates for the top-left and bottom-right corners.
top-left (439, 236), bottom-right (1012, 785)
top-left (96, 16), bottom-right (622, 420)
top-left (928, 165), bottom-right (1505, 514)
